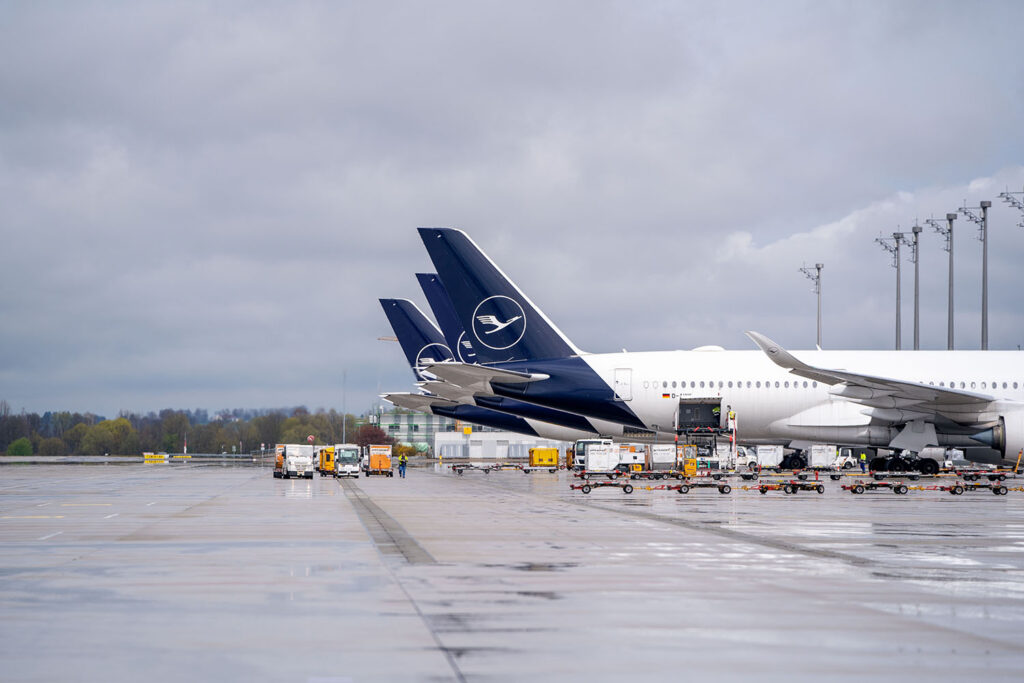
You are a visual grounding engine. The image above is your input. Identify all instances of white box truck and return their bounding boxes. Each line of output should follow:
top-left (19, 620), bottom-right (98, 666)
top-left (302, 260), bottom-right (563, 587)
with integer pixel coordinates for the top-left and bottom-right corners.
top-left (282, 444), bottom-right (315, 479)
top-left (333, 443), bottom-right (361, 478)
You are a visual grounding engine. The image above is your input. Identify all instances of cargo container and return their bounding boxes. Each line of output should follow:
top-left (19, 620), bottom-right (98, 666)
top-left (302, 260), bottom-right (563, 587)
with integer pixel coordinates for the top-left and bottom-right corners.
top-left (317, 446), bottom-right (335, 475)
top-left (584, 444), bottom-right (619, 472)
top-left (333, 443), bottom-right (360, 478)
top-left (650, 444), bottom-right (677, 470)
top-left (281, 444), bottom-right (315, 479)
top-left (367, 445), bottom-right (394, 477)
top-left (572, 439), bottom-right (613, 471)
top-left (617, 443), bottom-right (647, 471)
top-left (529, 447), bottom-right (559, 468)
top-left (809, 444), bottom-right (837, 468)
top-left (755, 445), bottom-right (784, 468)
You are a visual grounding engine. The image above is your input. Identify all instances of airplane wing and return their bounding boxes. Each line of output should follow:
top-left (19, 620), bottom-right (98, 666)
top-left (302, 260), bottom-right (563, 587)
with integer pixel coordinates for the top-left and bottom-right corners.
top-left (381, 392), bottom-right (458, 412)
top-left (423, 361), bottom-right (549, 393)
top-left (745, 331), bottom-right (995, 432)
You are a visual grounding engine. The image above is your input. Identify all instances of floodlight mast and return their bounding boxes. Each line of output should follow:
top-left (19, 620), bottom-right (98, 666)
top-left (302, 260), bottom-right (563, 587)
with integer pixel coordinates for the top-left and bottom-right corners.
top-left (999, 184), bottom-right (1024, 229)
top-left (875, 233), bottom-right (906, 350)
top-left (925, 213), bottom-right (956, 350)
top-left (799, 263), bottom-right (823, 348)
top-left (959, 200), bottom-right (992, 350)
top-left (910, 224), bottom-right (923, 350)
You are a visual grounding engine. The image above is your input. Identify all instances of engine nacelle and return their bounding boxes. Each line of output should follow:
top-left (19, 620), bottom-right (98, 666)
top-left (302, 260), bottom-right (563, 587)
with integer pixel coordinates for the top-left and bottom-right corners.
top-left (973, 408), bottom-right (1024, 463)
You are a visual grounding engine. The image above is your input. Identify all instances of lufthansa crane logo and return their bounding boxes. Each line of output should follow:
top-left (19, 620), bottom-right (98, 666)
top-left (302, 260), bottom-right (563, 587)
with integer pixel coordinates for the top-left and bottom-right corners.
top-left (456, 331), bottom-right (478, 363)
top-left (413, 343), bottom-right (455, 380)
top-left (472, 295), bottom-right (526, 350)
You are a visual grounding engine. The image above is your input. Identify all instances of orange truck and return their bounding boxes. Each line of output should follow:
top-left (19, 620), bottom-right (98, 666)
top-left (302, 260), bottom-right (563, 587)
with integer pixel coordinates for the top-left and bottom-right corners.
top-left (367, 445), bottom-right (394, 477)
top-left (273, 444), bottom-right (285, 478)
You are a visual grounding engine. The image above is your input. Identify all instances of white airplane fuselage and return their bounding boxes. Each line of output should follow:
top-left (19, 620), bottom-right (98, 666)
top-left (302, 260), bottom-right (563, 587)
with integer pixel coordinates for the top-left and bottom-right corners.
top-left (546, 348), bottom-right (1024, 451)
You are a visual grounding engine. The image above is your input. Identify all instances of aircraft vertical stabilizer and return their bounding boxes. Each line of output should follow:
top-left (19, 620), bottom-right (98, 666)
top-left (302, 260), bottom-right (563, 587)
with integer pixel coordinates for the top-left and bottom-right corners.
top-left (418, 228), bottom-right (582, 364)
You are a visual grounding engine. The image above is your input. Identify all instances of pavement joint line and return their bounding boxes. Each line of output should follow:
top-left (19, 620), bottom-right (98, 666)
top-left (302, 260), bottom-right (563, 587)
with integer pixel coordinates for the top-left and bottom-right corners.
top-left (337, 478), bottom-right (466, 683)
top-left (423, 468), bottom-right (875, 568)
top-left (338, 478), bottom-right (436, 565)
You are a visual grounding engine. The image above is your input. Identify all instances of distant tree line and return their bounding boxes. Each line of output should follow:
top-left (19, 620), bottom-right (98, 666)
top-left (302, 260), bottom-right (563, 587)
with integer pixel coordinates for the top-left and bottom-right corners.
top-left (0, 400), bottom-right (394, 456)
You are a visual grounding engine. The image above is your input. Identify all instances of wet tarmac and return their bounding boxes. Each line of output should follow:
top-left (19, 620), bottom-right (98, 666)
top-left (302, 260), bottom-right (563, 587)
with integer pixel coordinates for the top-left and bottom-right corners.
top-left (2, 463), bottom-right (1024, 681)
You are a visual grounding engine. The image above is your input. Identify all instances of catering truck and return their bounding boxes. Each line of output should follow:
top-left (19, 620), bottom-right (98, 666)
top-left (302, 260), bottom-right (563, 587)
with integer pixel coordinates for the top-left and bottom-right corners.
top-left (333, 443), bottom-right (361, 478)
top-left (281, 444), bottom-right (315, 479)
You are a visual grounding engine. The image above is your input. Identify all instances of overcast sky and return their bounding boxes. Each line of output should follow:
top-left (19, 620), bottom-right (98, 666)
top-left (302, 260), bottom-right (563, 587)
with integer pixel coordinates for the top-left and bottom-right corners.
top-left (2, 1), bottom-right (1024, 419)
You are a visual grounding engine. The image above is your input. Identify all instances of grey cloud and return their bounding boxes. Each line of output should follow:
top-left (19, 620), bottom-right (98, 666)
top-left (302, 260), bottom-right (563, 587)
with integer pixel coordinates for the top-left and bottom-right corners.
top-left (2, 1), bottom-right (1024, 417)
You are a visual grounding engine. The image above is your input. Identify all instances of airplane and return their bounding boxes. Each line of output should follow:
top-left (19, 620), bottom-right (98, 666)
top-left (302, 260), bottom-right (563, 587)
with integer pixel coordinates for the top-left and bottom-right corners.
top-left (415, 272), bottom-right (667, 442)
top-left (416, 227), bottom-right (1024, 470)
top-left (378, 298), bottom-right (596, 442)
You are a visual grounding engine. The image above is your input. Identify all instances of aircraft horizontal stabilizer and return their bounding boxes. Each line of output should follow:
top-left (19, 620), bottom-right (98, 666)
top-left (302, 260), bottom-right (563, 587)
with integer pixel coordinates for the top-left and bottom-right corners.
top-left (381, 393), bottom-right (457, 412)
top-left (415, 381), bottom-right (477, 403)
top-left (423, 361), bottom-right (549, 392)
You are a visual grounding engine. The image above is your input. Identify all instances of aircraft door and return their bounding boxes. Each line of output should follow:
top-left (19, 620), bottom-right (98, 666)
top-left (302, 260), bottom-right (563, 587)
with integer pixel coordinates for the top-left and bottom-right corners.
top-left (614, 368), bottom-right (633, 401)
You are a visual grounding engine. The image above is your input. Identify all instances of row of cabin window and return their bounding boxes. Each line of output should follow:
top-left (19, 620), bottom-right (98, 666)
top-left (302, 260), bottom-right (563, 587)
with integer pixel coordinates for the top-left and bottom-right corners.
top-left (649, 379), bottom-right (1022, 391)
top-left (930, 381), bottom-right (1019, 390)
top-left (651, 380), bottom-right (820, 390)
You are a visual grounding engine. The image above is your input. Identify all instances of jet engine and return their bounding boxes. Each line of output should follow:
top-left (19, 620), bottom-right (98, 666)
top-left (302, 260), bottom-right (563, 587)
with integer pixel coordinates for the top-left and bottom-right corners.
top-left (973, 408), bottom-right (1024, 463)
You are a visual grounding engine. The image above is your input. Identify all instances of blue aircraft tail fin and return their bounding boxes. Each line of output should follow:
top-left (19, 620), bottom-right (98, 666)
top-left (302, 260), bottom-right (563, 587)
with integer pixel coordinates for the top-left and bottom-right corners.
top-left (416, 272), bottom-right (478, 364)
top-left (378, 298), bottom-right (455, 381)
top-left (417, 228), bottom-right (581, 364)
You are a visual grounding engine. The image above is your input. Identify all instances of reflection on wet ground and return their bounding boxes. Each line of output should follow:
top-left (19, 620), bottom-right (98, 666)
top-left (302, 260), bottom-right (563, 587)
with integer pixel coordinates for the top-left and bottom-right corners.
top-left (2, 464), bottom-right (1024, 681)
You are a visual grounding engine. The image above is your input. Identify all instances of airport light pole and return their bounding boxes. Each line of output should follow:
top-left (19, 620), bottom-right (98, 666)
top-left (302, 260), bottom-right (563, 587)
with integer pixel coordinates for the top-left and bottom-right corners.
top-left (799, 263), bottom-right (823, 348)
top-left (911, 224), bottom-right (922, 351)
top-left (875, 233), bottom-right (907, 350)
top-left (999, 184), bottom-right (1024, 229)
top-left (959, 200), bottom-right (992, 350)
top-left (926, 213), bottom-right (957, 350)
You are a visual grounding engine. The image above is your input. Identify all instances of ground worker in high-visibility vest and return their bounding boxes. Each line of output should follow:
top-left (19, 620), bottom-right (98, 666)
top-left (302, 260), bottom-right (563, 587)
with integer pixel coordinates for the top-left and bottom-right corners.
top-left (859, 451), bottom-right (868, 473)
